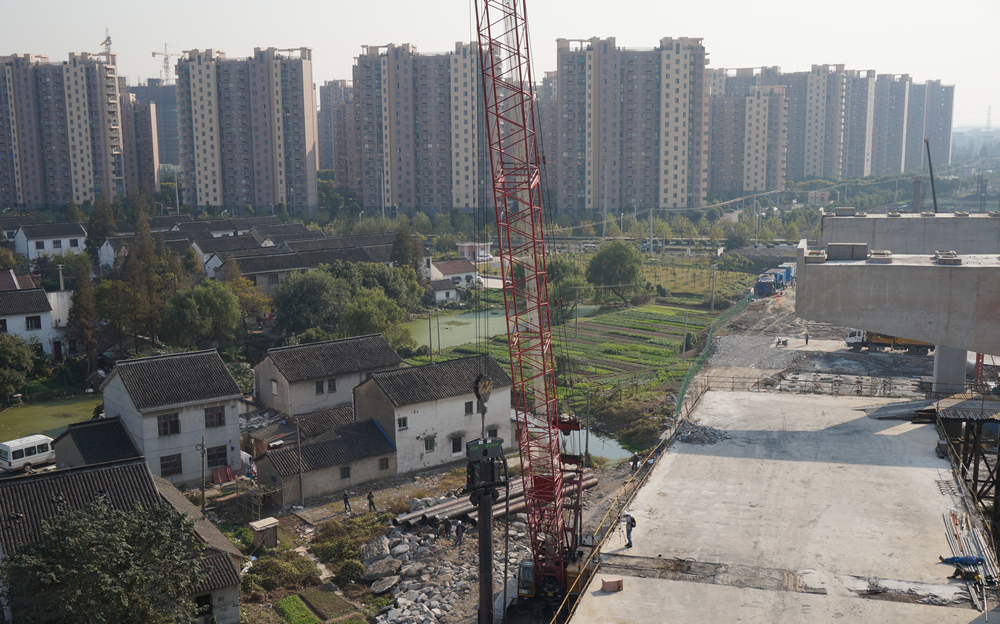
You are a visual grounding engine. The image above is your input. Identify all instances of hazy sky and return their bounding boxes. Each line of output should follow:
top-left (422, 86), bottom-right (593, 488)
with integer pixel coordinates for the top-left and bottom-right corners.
top-left (3, 0), bottom-right (997, 126)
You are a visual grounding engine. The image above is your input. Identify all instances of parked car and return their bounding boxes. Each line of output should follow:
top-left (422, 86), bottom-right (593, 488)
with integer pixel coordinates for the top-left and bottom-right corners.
top-left (0, 434), bottom-right (55, 472)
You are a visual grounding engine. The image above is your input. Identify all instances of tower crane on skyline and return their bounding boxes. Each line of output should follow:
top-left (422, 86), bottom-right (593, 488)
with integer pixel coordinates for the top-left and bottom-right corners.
top-left (151, 44), bottom-right (176, 85)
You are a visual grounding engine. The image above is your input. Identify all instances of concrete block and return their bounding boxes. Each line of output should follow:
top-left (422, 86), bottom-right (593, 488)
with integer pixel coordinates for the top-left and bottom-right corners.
top-left (826, 243), bottom-right (868, 261)
top-left (601, 578), bottom-right (623, 592)
top-left (834, 207), bottom-right (857, 217)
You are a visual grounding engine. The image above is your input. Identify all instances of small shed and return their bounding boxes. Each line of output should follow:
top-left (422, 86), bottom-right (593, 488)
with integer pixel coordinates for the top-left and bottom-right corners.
top-left (249, 517), bottom-right (279, 549)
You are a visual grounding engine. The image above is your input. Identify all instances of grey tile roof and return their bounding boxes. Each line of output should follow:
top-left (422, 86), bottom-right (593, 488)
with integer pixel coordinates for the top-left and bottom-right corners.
top-left (52, 416), bottom-right (141, 464)
top-left (368, 355), bottom-right (511, 407)
top-left (192, 235), bottom-right (263, 254)
top-left (0, 288), bottom-right (51, 315)
top-left (264, 334), bottom-right (402, 383)
top-left (164, 239), bottom-right (194, 255)
top-left (429, 279), bottom-right (456, 291)
top-left (295, 405), bottom-right (354, 437)
top-left (215, 247), bottom-right (289, 261)
top-left (0, 215), bottom-right (33, 228)
top-left (0, 458), bottom-right (162, 556)
top-left (0, 269), bottom-right (18, 292)
top-left (264, 231), bottom-right (327, 245)
top-left (249, 223), bottom-right (312, 236)
top-left (235, 247), bottom-right (372, 273)
top-left (105, 350), bottom-right (242, 411)
top-left (264, 420), bottom-right (394, 477)
top-left (433, 258), bottom-right (476, 275)
top-left (228, 216), bottom-right (283, 230)
top-left (18, 222), bottom-right (87, 239)
top-left (363, 244), bottom-right (393, 263)
top-left (152, 475), bottom-right (242, 558)
top-left (174, 221), bottom-right (234, 234)
top-left (283, 232), bottom-right (395, 252)
top-left (193, 552), bottom-right (242, 593)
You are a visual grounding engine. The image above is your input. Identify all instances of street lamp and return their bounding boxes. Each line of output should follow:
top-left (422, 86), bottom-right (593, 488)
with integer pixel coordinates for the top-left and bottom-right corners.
top-left (268, 202), bottom-right (274, 217)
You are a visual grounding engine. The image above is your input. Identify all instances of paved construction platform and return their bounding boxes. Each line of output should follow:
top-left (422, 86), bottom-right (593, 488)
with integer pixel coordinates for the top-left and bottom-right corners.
top-left (572, 391), bottom-right (990, 623)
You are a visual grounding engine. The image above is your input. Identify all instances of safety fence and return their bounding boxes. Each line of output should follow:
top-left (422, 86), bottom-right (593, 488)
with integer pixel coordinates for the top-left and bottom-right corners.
top-left (673, 290), bottom-right (753, 416)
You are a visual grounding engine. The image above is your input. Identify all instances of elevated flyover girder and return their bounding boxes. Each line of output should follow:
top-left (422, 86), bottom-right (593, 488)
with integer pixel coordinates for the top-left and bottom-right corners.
top-left (796, 241), bottom-right (1000, 357)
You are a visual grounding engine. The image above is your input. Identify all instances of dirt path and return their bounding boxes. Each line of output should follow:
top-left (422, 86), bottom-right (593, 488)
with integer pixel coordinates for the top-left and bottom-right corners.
top-left (722, 288), bottom-right (846, 340)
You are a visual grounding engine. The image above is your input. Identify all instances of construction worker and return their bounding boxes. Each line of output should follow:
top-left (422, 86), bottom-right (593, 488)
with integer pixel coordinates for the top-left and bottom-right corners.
top-left (454, 520), bottom-right (466, 547)
top-left (367, 490), bottom-right (376, 512)
top-left (629, 454), bottom-right (640, 474)
top-left (431, 514), bottom-right (441, 538)
top-left (343, 491), bottom-right (352, 513)
top-left (623, 514), bottom-right (636, 548)
top-left (443, 516), bottom-right (453, 539)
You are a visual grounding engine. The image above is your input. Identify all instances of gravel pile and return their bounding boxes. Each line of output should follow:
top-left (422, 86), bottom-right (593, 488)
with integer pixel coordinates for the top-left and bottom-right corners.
top-left (676, 423), bottom-right (730, 445)
top-left (707, 335), bottom-right (798, 370)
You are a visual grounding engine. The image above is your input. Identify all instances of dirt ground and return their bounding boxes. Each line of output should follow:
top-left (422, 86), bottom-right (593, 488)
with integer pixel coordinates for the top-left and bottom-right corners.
top-left (722, 288), bottom-right (846, 340)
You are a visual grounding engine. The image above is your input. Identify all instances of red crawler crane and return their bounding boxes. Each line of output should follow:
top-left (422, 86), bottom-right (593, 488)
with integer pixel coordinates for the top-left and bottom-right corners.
top-left (475, 0), bottom-right (583, 595)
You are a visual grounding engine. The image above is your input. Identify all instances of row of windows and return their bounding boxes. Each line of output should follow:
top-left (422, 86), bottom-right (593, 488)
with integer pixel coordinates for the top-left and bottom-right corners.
top-left (34, 238), bottom-right (79, 250)
top-left (0, 316), bottom-right (40, 333)
top-left (156, 406), bottom-right (227, 437)
top-left (340, 457), bottom-right (392, 479)
top-left (159, 445), bottom-right (227, 477)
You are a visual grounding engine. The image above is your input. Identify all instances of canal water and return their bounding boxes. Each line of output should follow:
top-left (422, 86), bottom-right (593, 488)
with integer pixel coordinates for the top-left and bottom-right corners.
top-left (407, 305), bottom-right (600, 350)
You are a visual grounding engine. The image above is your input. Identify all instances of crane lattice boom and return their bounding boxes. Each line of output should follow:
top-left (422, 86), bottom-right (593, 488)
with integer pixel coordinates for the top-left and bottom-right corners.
top-left (475, 0), bottom-right (580, 586)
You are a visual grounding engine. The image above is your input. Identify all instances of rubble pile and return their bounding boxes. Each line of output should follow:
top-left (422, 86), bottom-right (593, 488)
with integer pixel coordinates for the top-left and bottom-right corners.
top-left (676, 423), bottom-right (730, 445)
top-left (366, 519), bottom-right (533, 624)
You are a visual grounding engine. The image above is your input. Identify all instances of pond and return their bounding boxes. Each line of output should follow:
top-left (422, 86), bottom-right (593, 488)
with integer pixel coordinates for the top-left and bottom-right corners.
top-left (407, 305), bottom-right (601, 350)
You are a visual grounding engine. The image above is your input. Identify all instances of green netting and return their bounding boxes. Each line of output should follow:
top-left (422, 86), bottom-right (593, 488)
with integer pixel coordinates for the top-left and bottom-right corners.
top-left (674, 289), bottom-right (754, 415)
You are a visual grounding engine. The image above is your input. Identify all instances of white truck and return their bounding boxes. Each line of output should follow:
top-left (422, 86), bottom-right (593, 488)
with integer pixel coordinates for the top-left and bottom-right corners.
top-left (846, 329), bottom-right (933, 355)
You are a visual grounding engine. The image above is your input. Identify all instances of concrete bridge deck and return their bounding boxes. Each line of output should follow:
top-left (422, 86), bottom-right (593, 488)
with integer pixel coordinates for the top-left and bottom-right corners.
top-left (570, 391), bottom-right (987, 623)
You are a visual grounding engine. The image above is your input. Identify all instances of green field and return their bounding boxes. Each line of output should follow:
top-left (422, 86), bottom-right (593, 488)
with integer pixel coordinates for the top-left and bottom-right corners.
top-left (0, 394), bottom-right (103, 441)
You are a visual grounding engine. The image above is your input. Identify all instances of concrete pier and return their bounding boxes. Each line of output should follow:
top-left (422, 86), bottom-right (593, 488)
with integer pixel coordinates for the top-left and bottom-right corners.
top-left (933, 345), bottom-right (968, 393)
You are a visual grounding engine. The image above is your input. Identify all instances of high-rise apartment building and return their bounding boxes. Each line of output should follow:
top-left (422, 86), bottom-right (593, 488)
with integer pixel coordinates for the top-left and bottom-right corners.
top-left (120, 93), bottom-right (160, 195)
top-left (904, 79), bottom-right (954, 171)
top-left (843, 70), bottom-right (876, 178)
top-left (349, 42), bottom-right (486, 216)
top-left (0, 52), bottom-right (126, 208)
top-left (318, 79), bottom-right (352, 189)
top-left (551, 36), bottom-right (709, 218)
top-left (871, 74), bottom-right (910, 176)
top-left (176, 47), bottom-right (319, 215)
top-left (707, 68), bottom-right (786, 195)
top-left (777, 64), bottom-right (846, 180)
top-left (128, 79), bottom-right (179, 166)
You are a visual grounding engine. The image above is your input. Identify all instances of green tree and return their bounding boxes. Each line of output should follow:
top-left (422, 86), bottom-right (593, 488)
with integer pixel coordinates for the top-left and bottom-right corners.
top-left (547, 255), bottom-right (592, 324)
top-left (0, 497), bottom-right (205, 624)
top-left (585, 240), bottom-right (643, 303)
top-left (412, 212), bottom-right (433, 234)
top-left (326, 260), bottom-right (423, 312)
top-left (225, 276), bottom-right (272, 322)
top-left (341, 288), bottom-right (415, 350)
top-left (435, 232), bottom-right (457, 254)
top-left (726, 221), bottom-right (753, 249)
top-left (66, 264), bottom-right (98, 370)
top-left (84, 199), bottom-right (116, 261)
top-left (161, 280), bottom-right (242, 348)
top-left (782, 221), bottom-right (801, 243)
top-left (182, 246), bottom-right (201, 273)
top-left (390, 223), bottom-right (425, 276)
top-left (94, 278), bottom-right (136, 357)
top-left (272, 271), bottom-right (348, 333)
top-left (65, 199), bottom-right (85, 222)
top-left (122, 211), bottom-right (163, 346)
top-left (0, 334), bottom-right (33, 397)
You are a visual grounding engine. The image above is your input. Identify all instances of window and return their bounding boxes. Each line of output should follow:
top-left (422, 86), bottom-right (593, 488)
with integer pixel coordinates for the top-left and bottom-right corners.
top-left (327, 378), bottom-right (336, 393)
top-left (424, 437), bottom-right (435, 452)
top-left (24, 445), bottom-right (36, 457)
top-left (53, 240), bottom-right (62, 249)
top-left (36, 442), bottom-right (48, 453)
top-left (487, 427), bottom-right (499, 439)
top-left (464, 401), bottom-right (474, 415)
top-left (194, 594), bottom-right (213, 616)
top-left (207, 445), bottom-right (227, 468)
top-left (204, 406), bottom-right (225, 428)
top-left (379, 457), bottom-right (389, 470)
top-left (25, 316), bottom-right (41, 331)
top-left (452, 436), bottom-right (463, 454)
top-left (397, 417), bottom-right (408, 430)
top-left (12, 449), bottom-right (23, 460)
top-left (35, 241), bottom-right (44, 250)
top-left (271, 380), bottom-right (278, 396)
top-left (0, 319), bottom-right (6, 333)
top-left (160, 454), bottom-right (182, 477)
top-left (340, 466), bottom-right (351, 479)
top-left (268, 274), bottom-right (279, 285)
top-left (69, 239), bottom-right (79, 248)
top-left (315, 380), bottom-right (324, 395)
top-left (157, 413), bottom-right (180, 437)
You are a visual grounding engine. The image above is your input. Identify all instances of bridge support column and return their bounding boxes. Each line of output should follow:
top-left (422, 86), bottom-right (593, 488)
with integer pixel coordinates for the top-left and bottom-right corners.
top-left (933, 345), bottom-right (967, 394)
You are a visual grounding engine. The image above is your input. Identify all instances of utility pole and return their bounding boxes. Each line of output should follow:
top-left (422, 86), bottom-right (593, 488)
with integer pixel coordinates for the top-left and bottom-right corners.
top-left (649, 207), bottom-right (653, 258)
top-left (436, 306), bottom-right (442, 356)
top-left (429, 312), bottom-right (434, 364)
top-left (466, 376), bottom-right (501, 624)
top-left (710, 264), bottom-right (717, 312)
top-left (174, 171), bottom-right (181, 213)
top-left (296, 417), bottom-right (304, 507)
top-left (197, 436), bottom-right (207, 514)
top-left (682, 311), bottom-right (689, 360)
top-left (585, 389), bottom-right (591, 462)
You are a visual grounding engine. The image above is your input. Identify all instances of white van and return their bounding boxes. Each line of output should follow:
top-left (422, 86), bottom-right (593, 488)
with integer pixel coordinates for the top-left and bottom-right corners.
top-left (0, 435), bottom-right (55, 472)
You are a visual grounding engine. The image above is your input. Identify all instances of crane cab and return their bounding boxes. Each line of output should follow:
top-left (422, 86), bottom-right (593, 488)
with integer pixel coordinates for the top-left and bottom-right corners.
top-left (517, 559), bottom-right (535, 598)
